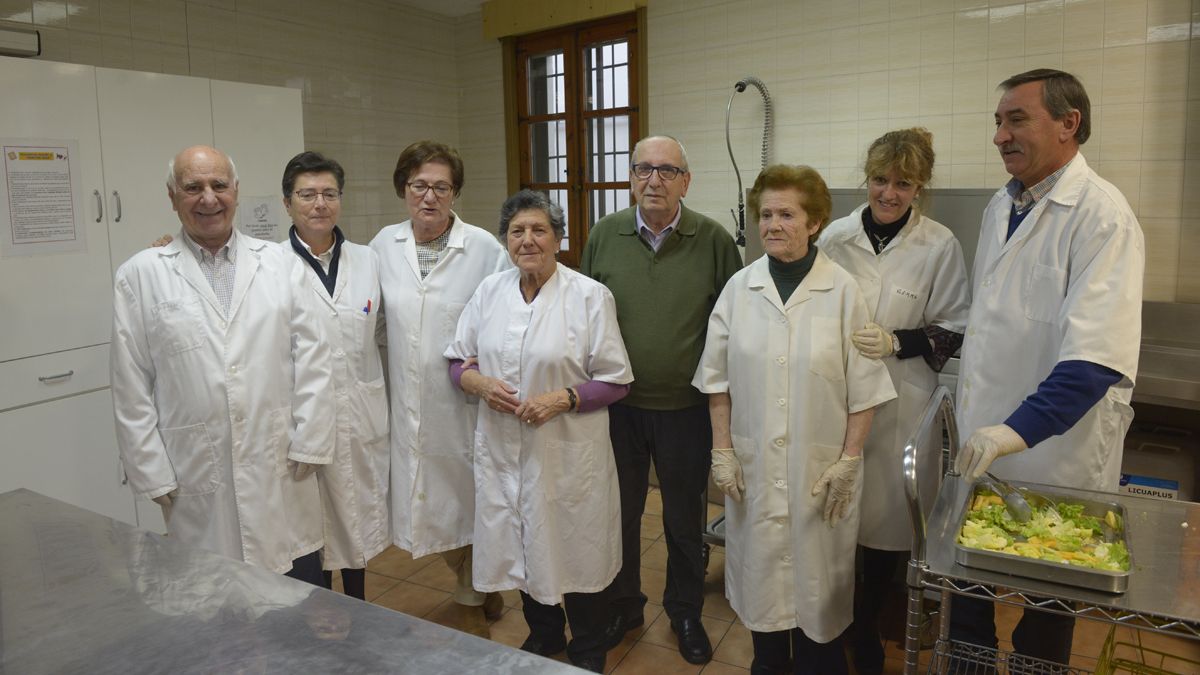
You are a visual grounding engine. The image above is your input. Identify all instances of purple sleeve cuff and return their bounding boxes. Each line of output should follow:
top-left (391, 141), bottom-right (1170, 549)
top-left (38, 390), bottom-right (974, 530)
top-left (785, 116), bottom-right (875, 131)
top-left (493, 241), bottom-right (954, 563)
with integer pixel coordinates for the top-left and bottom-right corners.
top-left (449, 359), bottom-right (479, 391)
top-left (575, 380), bottom-right (631, 413)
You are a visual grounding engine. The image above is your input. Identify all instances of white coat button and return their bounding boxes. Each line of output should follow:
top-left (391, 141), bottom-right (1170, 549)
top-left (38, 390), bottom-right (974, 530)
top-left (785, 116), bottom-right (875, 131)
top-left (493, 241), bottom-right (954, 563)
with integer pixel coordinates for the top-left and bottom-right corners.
top-left (228, 365), bottom-right (237, 374)
top-left (782, 555), bottom-right (792, 562)
top-left (775, 479), bottom-right (786, 488)
top-left (234, 415), bottom-right (243, 422)
top-left (417, 492), bottom-right (426, 501)
top-left (219, 321), bottom-right (226, 330)
top-left (330, 311), bottom-right (337, 317)
top-left (777, 517), bottom-right (787, 524)
top-left (776, 356), bottom-right (786, 365)
top-left (774, 438), bottom-right (785, 447)
top-left (334, 350), bottom-right (345, 358)
top-left (777, 398), bottom-right (786, 406)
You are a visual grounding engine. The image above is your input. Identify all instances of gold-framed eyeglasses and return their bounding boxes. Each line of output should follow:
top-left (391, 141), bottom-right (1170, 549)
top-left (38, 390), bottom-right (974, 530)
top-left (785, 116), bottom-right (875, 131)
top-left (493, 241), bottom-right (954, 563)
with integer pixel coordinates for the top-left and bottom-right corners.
top-left (631, 163), bottom-right (685, 181)
top-left (407, 181), bottom-right (454, 198)
top-left (293, 189), bottom-right (342, 203)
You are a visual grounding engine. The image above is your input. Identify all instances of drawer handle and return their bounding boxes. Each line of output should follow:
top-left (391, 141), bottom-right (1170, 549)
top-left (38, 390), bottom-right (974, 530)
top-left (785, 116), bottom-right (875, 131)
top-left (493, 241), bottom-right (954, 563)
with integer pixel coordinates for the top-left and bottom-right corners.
top-left (38, 370), bottom-right (74, 383)
top-left (93, 189), bottom-right (103, 223)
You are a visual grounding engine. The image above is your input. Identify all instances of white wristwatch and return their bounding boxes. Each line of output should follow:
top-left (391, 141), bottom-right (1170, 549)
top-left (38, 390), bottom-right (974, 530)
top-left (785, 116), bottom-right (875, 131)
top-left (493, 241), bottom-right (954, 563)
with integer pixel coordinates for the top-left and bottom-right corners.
top-left (891, 333), bottom-right (901, 355)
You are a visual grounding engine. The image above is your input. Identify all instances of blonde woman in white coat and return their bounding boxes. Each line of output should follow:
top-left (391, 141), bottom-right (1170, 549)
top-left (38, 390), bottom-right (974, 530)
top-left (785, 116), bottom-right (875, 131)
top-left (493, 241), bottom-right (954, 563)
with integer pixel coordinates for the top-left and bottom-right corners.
top-left (281, 152), bottom-right (390, 600)
top-left (370, 141), bottom-right (510, 636)
top-left (817, 129), bottom-right (969, 675)
top-left (694, 165), bottom-right (896, 675)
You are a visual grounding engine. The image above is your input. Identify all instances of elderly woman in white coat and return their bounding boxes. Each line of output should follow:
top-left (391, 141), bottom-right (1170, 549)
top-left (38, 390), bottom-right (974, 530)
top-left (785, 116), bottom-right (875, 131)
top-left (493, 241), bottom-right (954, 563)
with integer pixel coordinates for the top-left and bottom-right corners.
top-left (817, 128), bottom-right (970, 674)
top-left (369, 141), bottom-right (509, 635)
top-left (280, 152), bottom-right (390, 600)
top-left (694, 165), bottom-right (896, 675)
top-left (445, 190), bottom-right (632, 673)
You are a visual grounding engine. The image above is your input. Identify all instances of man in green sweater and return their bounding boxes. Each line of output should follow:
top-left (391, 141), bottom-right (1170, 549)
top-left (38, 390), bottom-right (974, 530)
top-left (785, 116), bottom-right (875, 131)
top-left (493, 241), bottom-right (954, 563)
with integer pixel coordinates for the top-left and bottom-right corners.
top-left (580, 135), bottom-right (742, 665)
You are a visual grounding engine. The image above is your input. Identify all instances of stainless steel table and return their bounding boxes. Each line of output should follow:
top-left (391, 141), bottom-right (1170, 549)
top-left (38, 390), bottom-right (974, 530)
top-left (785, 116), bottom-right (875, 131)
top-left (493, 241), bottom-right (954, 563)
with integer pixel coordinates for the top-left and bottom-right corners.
top-left (901, 388), bottom-right (1200, 674)
top-left (0, 488), bottom-right (579, 674)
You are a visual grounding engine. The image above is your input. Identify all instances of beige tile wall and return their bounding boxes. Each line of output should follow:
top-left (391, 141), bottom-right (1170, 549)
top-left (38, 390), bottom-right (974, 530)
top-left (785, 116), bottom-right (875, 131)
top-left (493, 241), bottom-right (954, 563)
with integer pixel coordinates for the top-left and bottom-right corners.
top-left (645, 0), bottom-right (1198, 302)
top-left (0, 0), bottom-right (508, 244)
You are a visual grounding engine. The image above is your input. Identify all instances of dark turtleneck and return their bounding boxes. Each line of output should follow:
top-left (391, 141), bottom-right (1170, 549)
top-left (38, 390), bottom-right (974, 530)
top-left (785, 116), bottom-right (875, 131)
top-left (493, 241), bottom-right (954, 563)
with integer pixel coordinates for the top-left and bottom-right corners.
top-left (768, 244), bottom-right (818, 303)
top-left (862, 206), bottom-right (911, 254)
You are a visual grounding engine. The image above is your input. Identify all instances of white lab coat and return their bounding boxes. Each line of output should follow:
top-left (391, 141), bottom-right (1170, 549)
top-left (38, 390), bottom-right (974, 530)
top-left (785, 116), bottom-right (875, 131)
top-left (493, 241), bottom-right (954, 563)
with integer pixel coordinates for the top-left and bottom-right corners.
top-left (819, 208), bottom-right (970, 550)
top-left (445, 264), bottom-right (633, 605)
top-left (286, 238), bottom-right (390, 570)
top-left (111, 230), bottom-right (332, 574)
top-left (693, 252), bottom-right (896, 641)
top-left (369, 216), bottom-right (509, 558)
top-left (957, 153), bottom-right (1143, 491)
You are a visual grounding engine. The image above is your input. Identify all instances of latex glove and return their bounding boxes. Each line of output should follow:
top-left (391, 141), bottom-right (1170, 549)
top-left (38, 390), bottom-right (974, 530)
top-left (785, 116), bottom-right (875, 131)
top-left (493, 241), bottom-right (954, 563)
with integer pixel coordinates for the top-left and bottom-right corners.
top-left (288, 459), bottom-right (318, 481)
top-left (710, 447), bottom-right (745, 502)
top-left (955, 424), bottom-right (1027, 481)
top-left (851, 322), bottom-right (896, 359)
top-left (811, 453), bottom-right (862, 525)
top-left (151, 488), bottom-right (179, 507)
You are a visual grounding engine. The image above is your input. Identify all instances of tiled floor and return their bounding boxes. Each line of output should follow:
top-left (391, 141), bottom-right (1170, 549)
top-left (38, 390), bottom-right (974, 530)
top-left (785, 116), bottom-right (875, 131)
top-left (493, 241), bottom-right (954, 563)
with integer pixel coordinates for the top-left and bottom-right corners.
top-left (340, 488), bottom-right (1200, 674)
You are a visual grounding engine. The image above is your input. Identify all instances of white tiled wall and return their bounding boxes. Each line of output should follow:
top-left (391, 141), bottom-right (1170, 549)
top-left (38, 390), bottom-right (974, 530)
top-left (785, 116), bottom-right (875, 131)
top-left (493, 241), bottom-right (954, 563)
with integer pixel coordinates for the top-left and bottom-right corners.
top-left (1, 0), bottom-right (508, 244)
top-left (645, 0), bottom-right (1199, 302)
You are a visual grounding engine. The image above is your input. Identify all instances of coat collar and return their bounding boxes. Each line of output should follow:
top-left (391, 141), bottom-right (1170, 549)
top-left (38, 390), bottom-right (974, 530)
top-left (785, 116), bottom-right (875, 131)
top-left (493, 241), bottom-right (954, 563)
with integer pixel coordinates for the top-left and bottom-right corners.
top-left (164, 228), bottom-right (266, 320)
top-left (746, 249), bottom-right (837, 314)
top-left (390, 212), bottom-right (469, 282)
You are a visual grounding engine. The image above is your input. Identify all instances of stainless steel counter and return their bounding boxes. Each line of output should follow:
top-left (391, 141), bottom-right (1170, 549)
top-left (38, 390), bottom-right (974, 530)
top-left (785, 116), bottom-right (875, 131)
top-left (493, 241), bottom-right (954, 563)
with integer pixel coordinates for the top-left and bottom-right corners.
top-left (0, 489), bottom-right (579, 674)
top-left (924, 477), bottom-right (1200, 630)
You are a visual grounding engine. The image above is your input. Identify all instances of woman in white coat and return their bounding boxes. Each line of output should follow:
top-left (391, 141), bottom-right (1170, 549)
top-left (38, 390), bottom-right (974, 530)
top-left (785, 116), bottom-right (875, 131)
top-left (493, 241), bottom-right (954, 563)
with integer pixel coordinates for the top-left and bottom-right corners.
top-left (817, 128), bottom-right (970, 674)
top-left (280, 152), bottom-right (390, 600)
top-left (369, 141), bottom-right (510, 634)
top-left (445, 190), bottom-right (632, 673)
top-left (694, 165), bottom-right (896, 675)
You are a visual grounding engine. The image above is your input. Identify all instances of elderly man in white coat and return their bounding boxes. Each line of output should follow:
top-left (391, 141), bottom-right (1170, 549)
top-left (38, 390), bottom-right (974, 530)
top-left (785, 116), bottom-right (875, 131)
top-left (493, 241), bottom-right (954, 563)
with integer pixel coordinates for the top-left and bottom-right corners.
top-left (951, 69), bottom-right (1144, 667)
top-left (280, 151), bottom-right (390, 599)
top-left (111, 145), bottom-right (333, 584)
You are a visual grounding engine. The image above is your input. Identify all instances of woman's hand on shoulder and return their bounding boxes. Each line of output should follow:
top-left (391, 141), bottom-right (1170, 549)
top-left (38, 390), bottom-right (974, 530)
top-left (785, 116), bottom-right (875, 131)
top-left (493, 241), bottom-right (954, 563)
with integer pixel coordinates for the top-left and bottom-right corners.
top-left (514, 390), bottom-right (570, 427)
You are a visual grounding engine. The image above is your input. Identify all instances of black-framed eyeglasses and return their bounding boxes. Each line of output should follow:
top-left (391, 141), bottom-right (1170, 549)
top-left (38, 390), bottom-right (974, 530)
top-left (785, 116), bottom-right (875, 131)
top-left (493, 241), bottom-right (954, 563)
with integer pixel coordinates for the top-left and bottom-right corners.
top-left (631, 163), bottom-right (685, 181)
top-left (293, 189), bottom-right (342, 203)
top-left (407, 181), bottom-right (454, 198)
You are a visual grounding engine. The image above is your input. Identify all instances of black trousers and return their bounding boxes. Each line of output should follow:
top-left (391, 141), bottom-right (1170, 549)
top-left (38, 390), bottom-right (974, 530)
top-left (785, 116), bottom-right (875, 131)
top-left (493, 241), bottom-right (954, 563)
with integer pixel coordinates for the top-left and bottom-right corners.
top-left (607, 403), bottom-right (711, 622)
top-left (949, 592), bottom-right (1075, 670)
top-left (323, 568), bottom-right (366, 600)
top-left (750, 627), bottom-right (848, 675)
top-left (851, 546), bottom-right (905, 673)
top-left (521, 590), bottom-right (611, 661)
top-left (285, 550), bottom-right (327, 588)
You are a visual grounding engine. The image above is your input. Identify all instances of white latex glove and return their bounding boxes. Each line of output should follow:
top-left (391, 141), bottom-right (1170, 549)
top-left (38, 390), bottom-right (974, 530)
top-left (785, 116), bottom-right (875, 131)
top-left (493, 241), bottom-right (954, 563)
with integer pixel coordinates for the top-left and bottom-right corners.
top-left (710, 447), bottom-right (745, 502)
top-left (955, 424), bottom-right (1027, 481)
top-left (151, 488), bottom-right (179, 507)
top-left (288, 459), bottom-right (318, 481)
top-left (811, 453), bottom-right (862, 525)
top-left (851, 322), bottom-right (895, 360)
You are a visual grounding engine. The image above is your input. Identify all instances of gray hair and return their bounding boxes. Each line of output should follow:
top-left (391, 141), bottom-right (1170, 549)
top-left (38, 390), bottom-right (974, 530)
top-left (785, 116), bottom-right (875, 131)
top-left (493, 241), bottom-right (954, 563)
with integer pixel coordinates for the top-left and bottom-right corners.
top-left (165, 153), bottom-right (240, 193)
top-left (631, 135), bottom-right (690, 171)
top-left (498, 190), bottom-right (566, 240)
top-left (999, 69), bottom-right (1091, 144)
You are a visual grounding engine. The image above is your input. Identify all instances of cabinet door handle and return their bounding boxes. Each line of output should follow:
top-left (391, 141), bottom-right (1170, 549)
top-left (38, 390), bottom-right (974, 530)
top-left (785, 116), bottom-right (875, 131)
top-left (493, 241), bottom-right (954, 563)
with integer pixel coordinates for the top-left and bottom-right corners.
top-left (93, 189), bottom-right (103, 223)
top-left (112, 190), bottom-right (122, 223)
top-left (37, 370), bottom-right (74, 383)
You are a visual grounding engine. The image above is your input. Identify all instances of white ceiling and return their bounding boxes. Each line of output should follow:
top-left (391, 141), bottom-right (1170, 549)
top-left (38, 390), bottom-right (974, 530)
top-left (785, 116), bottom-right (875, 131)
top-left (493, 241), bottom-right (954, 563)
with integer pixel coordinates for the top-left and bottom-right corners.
top-left (392, 0), bottom-right (485, 18)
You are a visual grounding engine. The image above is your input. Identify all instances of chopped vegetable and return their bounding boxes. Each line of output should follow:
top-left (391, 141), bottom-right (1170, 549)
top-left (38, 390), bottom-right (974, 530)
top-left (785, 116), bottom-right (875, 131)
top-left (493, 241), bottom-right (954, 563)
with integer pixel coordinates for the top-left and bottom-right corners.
top-left (957, 491), bottom-right (1130, 572)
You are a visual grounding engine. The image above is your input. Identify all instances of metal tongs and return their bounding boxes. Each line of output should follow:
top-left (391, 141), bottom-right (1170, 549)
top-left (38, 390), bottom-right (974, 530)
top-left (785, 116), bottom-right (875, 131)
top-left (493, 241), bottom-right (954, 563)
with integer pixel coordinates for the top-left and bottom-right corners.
top-left (979, 472), bottom-right (1033, 523)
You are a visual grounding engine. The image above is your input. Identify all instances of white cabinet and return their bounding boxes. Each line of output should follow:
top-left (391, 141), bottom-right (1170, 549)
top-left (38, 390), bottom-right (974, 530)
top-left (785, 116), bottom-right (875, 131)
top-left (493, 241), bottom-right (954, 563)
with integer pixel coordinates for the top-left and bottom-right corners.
top-left (0, 56), bottom-right (303, 529)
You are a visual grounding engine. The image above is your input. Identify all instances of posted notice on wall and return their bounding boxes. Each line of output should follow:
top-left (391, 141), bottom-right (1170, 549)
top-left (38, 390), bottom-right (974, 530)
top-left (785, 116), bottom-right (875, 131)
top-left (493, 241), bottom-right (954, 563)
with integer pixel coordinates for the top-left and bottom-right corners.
top-left (0, 138), bottom-right (87, 257)
top-left (237, 195), bottom-right (287, 242)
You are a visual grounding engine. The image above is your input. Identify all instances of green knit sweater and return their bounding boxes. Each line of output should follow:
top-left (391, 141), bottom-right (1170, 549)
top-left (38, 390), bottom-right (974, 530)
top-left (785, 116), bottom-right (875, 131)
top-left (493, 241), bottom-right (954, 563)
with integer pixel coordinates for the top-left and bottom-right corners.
top-left (580, 205), bottom-right (743, 410)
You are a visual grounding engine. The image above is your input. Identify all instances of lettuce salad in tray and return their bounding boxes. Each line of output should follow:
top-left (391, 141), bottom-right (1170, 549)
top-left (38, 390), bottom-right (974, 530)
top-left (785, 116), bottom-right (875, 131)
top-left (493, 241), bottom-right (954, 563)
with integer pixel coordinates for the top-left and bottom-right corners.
top-left (957, 492), bottom-right (1130, 572)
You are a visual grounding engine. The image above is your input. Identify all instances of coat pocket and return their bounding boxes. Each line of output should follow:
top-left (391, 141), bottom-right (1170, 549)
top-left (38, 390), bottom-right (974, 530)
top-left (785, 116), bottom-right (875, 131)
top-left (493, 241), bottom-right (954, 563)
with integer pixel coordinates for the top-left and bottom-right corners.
top-left (352, 376), bottom-right (390, 444)
top-left (1023, 263), bottom-right (1066, 324)
top-left (809, 316), bottom-right (845, 383)
top-left (545, 439), bottom-right (596, 505)
top-left (269, 406), bottom-right (292, 477)
top-left (159, 422), bottom-right (220, 496)
top-left (151, 297), bottom-right (205, 355)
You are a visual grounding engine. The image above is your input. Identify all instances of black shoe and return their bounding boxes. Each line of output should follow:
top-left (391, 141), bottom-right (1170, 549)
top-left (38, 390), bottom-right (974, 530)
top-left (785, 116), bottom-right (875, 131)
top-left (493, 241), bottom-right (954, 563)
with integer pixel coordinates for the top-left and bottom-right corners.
top-left (602, 613), bottom-right (627, 649)
top-left (519, 633), bottom-right (567, 656)
top-left (620, 612), bottom-right (644, 633)
top-left (670, 616), bottom-right (712, 664)
top-left (569, 653), bottom-right (606, 673)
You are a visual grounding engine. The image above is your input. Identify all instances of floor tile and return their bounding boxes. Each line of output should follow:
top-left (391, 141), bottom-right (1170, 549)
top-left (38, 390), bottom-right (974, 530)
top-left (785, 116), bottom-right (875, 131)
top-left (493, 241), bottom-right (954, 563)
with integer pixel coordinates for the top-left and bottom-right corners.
top-left (405, 556), bottom-right (459, 592)
top-left (644, 488), bottom-right (663, 517)
top-left (366, 545), bottom-right (437, 580)
top-left (711, 621), bottom-right (753, 668)
top-left (371, 580), bottom-right (450, 617)
top-left (642, 539), bottom-right (670, 572)
top-left (698, 661), bottom-right (748, 674)
top-left (488, 606), bottom-right (532, 650)
top-left (612, 641), bottom-right (704, 674)
top-left (641, 513), bottom-right (665, 539)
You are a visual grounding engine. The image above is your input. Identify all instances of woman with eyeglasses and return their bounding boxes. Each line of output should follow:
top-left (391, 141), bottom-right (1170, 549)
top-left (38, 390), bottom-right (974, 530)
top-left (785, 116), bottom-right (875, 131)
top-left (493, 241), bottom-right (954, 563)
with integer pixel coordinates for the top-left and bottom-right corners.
top-left (369, 140), bottom-right (510, 637)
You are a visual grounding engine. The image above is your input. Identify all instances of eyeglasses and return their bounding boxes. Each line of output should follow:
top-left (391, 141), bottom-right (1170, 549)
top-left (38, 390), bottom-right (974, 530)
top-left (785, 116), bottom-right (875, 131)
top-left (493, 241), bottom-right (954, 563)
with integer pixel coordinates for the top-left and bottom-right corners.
top-left (407, 182), bottom-right (454, 198)
top-left (293, 189), bottom-right (342, 203)
top-left (631, 163), bottom-right (686, 181)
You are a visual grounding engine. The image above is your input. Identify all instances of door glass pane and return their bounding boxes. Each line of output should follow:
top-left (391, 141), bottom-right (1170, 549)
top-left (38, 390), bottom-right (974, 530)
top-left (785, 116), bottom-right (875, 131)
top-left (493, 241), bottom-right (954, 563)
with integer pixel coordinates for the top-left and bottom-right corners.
top-left (589, 188), bottom-right (631, 227)
top-left (527, 51), bottom-right (565, 115)
top-left (586, 115), bottom-right (630, 183)
top-left (533, 189), bottom-right (571, 251)
top-left (529, 120), bottom-right (567, 183)
top-left (584, 39), bottom-right (629, 111)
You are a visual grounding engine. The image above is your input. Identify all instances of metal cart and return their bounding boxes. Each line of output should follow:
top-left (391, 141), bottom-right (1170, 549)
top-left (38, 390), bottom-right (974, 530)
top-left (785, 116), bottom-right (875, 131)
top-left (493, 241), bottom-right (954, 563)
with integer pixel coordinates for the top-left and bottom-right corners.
top-left (902, 387), bottom-right (1200, 674)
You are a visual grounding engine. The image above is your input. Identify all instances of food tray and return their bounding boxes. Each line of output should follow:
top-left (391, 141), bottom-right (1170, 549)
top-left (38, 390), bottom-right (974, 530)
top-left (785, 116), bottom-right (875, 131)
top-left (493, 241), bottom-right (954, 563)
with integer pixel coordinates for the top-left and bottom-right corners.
top-left (953, 482), bottom-right (1133, 593)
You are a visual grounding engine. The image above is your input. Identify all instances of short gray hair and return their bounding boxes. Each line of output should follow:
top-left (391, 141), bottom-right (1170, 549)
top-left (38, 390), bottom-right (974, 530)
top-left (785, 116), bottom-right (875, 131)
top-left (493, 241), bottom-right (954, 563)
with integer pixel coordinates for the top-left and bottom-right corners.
top-left (498, 190), bottom-right (566, 240)
top-left (1000, 69), bottom-right (1091, 144)
top-left (166, 154), bottom-right (240, 193)
top-left (631, 135), bottom-right (689, 171)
